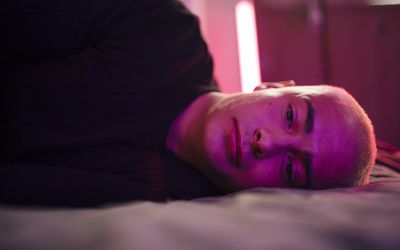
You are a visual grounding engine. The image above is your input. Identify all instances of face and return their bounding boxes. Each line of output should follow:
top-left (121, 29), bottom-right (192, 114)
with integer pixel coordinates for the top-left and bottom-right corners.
top-left (200, 86), bottom-right (361, 191)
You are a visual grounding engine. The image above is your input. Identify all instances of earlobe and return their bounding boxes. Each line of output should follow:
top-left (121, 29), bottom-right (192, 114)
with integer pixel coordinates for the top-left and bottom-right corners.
top-left (253, 80), bottom-right (296, 92)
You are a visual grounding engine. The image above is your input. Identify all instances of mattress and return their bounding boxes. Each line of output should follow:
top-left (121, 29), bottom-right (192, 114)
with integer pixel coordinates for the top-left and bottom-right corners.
top-left (0, 164), bottom-right (399, 250)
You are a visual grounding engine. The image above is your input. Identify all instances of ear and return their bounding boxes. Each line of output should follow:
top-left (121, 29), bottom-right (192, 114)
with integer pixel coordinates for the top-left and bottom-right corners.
top-left (253, 80), bottom-right (295, 92)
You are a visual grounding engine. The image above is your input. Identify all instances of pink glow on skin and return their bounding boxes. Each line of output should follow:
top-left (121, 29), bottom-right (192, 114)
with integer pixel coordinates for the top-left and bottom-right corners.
top-left (202, 86), bottom-right (361, 191)
top-left (235, 0), bottom-right (261, 93)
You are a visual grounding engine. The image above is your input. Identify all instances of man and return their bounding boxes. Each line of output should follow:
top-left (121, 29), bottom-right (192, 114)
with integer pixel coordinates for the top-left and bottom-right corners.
top-left (0, 0), bottom-right (376, 206)
top-left (167, 82), bottom-right (377, 192)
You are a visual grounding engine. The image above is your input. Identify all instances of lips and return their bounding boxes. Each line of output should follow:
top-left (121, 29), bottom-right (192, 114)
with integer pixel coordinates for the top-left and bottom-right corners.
top-left (229, 118), bottom-right (243, 168)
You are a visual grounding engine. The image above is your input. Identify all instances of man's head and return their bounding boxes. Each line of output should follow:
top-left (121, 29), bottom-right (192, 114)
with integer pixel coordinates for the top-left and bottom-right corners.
top-left (192, 84), bottom-right (376, 191)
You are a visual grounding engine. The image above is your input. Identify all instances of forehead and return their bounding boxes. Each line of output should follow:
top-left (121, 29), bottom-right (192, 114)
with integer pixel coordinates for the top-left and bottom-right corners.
top-left (307, 92), bottom-right (360, 188)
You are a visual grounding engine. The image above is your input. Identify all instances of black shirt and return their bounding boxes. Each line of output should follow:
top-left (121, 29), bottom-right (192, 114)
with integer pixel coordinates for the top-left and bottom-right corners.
top-left (0, 0), bottom-right (222, 207)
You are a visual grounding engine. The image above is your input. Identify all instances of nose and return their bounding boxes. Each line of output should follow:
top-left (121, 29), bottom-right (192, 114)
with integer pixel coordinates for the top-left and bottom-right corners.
top-left (251, 128), bottom-right (298, 158)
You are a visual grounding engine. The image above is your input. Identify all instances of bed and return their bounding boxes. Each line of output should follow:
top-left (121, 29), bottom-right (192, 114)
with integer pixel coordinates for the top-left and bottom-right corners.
top-left (0, 163), bottom-right (399, 250)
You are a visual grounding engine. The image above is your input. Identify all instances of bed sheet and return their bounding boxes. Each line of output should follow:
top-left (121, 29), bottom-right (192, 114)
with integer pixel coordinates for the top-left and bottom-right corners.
top-left (0, 164), bottom-right (399, 250)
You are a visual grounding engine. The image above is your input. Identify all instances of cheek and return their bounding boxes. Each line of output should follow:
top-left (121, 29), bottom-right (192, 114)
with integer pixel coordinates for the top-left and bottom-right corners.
top-left (237, 156), bottom-right (284, 187)
top-left (236, 102), bottom-right (283, 133)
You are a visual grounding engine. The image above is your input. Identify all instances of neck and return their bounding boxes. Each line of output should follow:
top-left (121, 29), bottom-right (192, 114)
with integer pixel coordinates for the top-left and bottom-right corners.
top-left (167, 91), bottom-right (225, 166)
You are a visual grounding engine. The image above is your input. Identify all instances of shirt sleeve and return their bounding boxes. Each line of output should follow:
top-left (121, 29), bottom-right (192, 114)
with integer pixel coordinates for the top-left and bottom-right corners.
top-left (0, 0), bottom-right (221, 203)
top-left (1, 0), bottom-right (218, 159)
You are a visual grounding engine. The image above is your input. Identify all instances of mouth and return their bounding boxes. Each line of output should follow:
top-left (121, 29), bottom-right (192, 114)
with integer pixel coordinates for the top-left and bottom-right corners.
top-left (229, 118), bottom-right (243, 169)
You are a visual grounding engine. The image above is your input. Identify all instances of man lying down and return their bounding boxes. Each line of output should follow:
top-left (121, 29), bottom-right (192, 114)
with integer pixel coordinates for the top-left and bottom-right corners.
top-left (0, 0), bottom-right (376, 207)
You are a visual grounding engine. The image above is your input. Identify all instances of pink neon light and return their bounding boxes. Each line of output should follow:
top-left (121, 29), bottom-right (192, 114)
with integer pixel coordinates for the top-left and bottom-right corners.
top-left (235, 0), bottom-right (261, 93)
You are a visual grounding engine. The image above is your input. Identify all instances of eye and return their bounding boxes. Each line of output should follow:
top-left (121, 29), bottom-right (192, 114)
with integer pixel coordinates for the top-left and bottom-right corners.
top-left (285, 154), bottom-right (293, 184)
top-left (285, 104), bottom-right (294, 128)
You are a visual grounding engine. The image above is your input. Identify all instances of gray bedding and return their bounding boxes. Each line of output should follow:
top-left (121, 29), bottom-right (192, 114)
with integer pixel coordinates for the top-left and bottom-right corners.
top-left (1, 164), bottom-right (399, 250)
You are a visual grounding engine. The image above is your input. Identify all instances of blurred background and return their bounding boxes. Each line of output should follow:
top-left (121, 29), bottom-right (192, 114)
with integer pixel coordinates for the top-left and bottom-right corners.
top-left (182, 0), bottom-right (400, 147)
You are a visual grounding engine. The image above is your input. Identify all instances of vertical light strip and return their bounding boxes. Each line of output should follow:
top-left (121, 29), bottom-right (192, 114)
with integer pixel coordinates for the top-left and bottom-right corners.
top-left (235, 0), bottom-right (261, 93)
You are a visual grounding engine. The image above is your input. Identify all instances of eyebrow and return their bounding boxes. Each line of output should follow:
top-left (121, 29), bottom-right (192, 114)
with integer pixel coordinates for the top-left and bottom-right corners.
top-left (303, 152), bottom-right (313, 188)
top-left (304, 98), bottom-right (315, 134)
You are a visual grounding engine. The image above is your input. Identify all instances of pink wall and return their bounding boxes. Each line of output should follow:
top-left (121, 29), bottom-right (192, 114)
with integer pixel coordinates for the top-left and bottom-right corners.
top-left (183, 0), bottom-right (242, 93)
